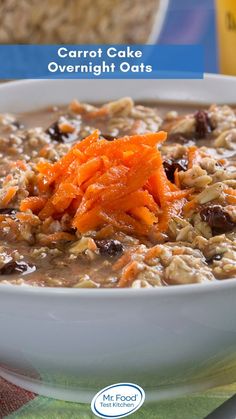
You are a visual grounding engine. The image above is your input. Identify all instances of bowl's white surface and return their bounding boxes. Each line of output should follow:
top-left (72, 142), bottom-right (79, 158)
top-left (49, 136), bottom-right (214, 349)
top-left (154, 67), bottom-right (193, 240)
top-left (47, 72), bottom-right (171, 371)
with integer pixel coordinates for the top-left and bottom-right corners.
top-left (0, 74), bottom-right (236, 113)
top-left (1, 75), bottom-right (236, 403)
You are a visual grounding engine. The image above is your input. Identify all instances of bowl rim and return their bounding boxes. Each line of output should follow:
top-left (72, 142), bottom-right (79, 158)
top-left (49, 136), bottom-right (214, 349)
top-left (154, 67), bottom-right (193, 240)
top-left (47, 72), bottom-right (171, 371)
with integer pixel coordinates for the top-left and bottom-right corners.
top-left (0, 73), bottom-right (236, 90)
top-left (1, 74), bottom-right (236, 297)
top-left (1, 277), bottom-right (236, 297)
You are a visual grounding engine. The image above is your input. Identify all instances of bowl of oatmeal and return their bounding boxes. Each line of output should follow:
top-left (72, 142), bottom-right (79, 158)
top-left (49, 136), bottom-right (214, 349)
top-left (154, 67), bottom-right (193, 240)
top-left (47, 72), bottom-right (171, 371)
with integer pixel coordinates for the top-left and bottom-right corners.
top-left (1, 75), bottom-right (236, 402)
top-left (0, 0), bottom-right (164, 44)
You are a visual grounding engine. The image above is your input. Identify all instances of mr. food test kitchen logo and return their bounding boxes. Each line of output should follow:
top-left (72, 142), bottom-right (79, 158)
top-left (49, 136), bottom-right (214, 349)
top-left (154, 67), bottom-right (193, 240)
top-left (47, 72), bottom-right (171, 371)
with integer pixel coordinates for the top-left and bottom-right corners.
top-left (91, 383), bottom-right (145, 418)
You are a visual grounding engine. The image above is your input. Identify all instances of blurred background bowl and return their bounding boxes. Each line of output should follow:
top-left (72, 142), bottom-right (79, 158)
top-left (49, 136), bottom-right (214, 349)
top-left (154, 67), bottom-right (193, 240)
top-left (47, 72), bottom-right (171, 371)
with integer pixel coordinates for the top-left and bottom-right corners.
top-left (0, 0), bottom-right (163, 44)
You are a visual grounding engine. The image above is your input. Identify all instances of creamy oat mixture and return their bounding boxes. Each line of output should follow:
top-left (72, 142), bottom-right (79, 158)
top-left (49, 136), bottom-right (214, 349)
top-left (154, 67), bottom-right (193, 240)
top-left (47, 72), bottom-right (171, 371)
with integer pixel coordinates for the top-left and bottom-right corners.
top-left (0, 97), bottom-right (236, 288)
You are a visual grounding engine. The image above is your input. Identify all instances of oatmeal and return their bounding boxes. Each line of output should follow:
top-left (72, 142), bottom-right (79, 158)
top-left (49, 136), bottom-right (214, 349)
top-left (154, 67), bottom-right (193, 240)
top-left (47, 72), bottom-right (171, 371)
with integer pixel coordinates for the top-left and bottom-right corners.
top-left (0, 97), bottom-right (235, 288)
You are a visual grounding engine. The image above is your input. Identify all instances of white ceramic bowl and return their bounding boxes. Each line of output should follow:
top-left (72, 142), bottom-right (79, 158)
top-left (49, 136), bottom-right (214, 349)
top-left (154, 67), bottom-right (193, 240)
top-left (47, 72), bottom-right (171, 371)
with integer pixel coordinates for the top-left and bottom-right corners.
top-left (1, 75), bottom-right (236, 403)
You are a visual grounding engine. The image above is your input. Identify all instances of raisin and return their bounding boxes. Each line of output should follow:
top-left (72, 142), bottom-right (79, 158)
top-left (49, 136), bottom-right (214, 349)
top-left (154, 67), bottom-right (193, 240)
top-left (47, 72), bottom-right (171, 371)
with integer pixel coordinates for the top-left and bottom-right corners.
top-left (0, 261), bottom-right (35, 275)
top-left (200, 205), bottom-right (235, 235)
top-left (46, 119), bottom-right (78, 143)
top-left (163, 158), bottom-right (188, 182)
top-left (13, 120), bottom-right (24, 130)
top-left (101, 133), bottom-right (116, 141)
top-left (194, 111), bottom-right (214, 139)
top-left (46, 121), bottom-right (69, 143)
top-left (96, 240), bottom-right (124, 257)
top-left (0, 208), bottom-right (17, 216)
top-left (206, 254), bottom-right (222, 264)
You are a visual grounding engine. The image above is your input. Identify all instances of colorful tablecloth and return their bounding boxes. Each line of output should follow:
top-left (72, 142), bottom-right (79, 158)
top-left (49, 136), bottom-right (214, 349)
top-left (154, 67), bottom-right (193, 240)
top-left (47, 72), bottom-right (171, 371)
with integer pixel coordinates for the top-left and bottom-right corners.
top-left (1, 377), bottom-right (236, 419)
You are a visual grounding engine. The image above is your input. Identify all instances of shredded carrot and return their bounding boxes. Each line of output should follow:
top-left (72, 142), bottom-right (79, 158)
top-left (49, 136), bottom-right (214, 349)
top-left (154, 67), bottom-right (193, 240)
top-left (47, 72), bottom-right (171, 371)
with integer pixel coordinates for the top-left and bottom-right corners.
top-left (95, 225), bottom-right (115, 240)
top-left (225, 187), bottom-right (236, 196)
top-left (183, 198), bottom-right (198, 215)
top-left (225, 187), bottom-right (236, 204)
top-left (42, 232), bottom-right (75, 242)
top-left (164, 189), bottom-right (191, 202)
top-left (21, 130), bottom-right (192, 237)
top-left (20, 196), bottom-right (47, 213)
top-left (58, 122), bottom-right (75, 134)
top-left (69, 99), bottom-right (109, 119)
top-left (174, 168), bottom-right (181, 188)
top-left (118, 261), bottom-right (141, 287)
top-left (173, 248), bottom-right (185, 255)
top-left (36, 130), bottom-right (99, 190)
top-left (218, 158), bottom-right (226, 165)
top-left (99, 209), bottom-right (150, 236)
top-left (187, 146), bottom-right (198, 169)
top-left (69, 99), bottom-right (86, 114)
top-left (10, 160), bottom-right (27, 171)
top-left (112, 252), bottom-right (132, 271)
top-left (86, 108), bottom-right (109, 119)
top-left (73, 206), bottom-right (103, 233)
top-left (106, 190), bottom-right (159, 213)
top-left (148, 165), bottom-right (170, 205)
top-left (2, 187), bottom-right (18, 205)
top-left (130, 206), bottom-right (158, 226)
top-left (38, 200), bottom-right (56, 219)
top-left (226, 196), bottom-right (236, 204)
top-left (39, 145), bottom-right (50, 158)
top-left (16, 212), bottom-right (40, 225)
top-left (145, 246), bottom-right (162, 261)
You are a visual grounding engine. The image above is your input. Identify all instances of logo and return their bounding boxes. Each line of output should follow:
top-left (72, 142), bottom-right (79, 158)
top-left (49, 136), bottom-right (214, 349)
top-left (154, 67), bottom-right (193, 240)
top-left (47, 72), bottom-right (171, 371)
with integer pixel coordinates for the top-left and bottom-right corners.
top-left (91, 382), bottom-right (145, 418)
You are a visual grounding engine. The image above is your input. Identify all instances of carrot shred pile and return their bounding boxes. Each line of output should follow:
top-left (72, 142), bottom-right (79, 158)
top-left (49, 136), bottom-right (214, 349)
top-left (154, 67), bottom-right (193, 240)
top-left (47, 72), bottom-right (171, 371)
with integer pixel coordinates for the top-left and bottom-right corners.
top-left (20, 130), bottom-right (191, 237)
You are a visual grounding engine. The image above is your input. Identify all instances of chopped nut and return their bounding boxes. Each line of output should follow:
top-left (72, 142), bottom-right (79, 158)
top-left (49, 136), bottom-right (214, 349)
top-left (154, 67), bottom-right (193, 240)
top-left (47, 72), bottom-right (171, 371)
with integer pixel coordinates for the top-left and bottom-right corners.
top-left (69, 237), bottom-right (97, 255)
top-left (196, 183), bottom-right (225, 204)
top-left (73, 279), bottom-right (99, 288)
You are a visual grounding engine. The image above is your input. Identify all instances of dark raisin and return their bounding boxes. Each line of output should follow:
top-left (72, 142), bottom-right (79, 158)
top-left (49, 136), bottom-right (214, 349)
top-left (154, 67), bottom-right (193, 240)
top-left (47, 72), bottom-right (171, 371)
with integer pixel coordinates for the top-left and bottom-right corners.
top-left (194, 111), bottom-right (214, 139)
top-left (0, 261), bottom-right (35, 275)
top-left (46, 119), bottom-right (78, 143)
top-left (96, 240), bottom-right (124, 257)
top-left (213, 254), bottom-right (222, 261)
top-left (200, 205), bottom-right (235, 235)
top-left (163, 158), bottom-right (188, 182)
top-left (0, 208), bottom-right (17, 217)
top-left (206, 254), bottom-right (222, 264)
top-left (101, 133), bottom-right (116, 141)
top-left (46, 121), bottom-right (68, 143)
top-left (13, 121), bottom-right (24, 130)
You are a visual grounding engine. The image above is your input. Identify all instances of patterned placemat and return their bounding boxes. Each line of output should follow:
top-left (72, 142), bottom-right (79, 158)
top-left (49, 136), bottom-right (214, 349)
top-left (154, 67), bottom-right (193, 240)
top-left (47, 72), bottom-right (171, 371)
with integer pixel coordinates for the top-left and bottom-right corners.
top-left (1, 377), bottom-right (236, 419)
